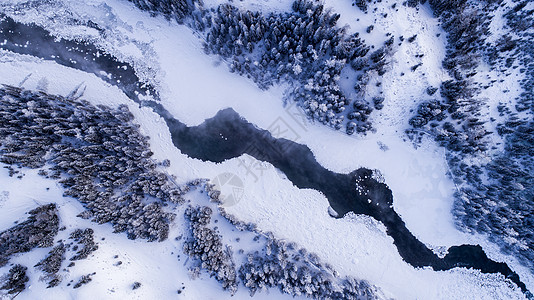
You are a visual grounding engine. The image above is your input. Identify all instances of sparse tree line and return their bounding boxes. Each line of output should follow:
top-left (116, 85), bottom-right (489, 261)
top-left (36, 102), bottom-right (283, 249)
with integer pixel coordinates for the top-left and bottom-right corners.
top-left (183, 203), bottom-right (382, 299)
top-left (0, 201), bottom-right (101, 293)
top-left (412, 0), bottom-right (494, 153)
top-left (0, 204), bottom-right (59, 268)
top-left (0, 204), bottom-right (59, 293)
top-left (182, 185), bottom-right (383, 299)
top-left (183, 205), bottom-right (238, 294)
top-left (238, 237), bottom-right (379, 299)
top-left (35, 243), bottom-right (66, 288)
top-left (34, 227), bottom-right (99, 288)
top-left (128, 0), bottom-right (397, 134)
top-left (352, 0), bottom-right (425, 12)
top-left (0, 264), bottom-right (28, 295)
top-left (128, 0), bottom-right (202, 23)
top-left (406, 0), bottom-right (496, 154)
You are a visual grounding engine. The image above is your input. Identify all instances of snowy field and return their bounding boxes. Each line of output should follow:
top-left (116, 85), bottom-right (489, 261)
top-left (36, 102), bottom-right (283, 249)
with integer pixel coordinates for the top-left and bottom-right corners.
top-left (0, 0), bottom-right (531, 299)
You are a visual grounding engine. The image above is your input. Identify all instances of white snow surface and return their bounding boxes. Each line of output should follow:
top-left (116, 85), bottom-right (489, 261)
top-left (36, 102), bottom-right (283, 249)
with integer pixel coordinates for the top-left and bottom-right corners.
top-left (0, 0), bottom-right (531, 299)
top-left (0, 165), bottom-right (296, 300)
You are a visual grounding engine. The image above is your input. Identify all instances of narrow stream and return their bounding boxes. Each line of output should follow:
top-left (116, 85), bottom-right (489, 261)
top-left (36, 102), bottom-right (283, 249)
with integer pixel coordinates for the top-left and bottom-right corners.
top-left (0, 15), bottom-right (530, 296)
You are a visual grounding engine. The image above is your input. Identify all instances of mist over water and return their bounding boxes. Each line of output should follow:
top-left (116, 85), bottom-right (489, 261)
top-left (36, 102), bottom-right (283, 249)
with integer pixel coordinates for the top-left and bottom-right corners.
top-left (0, 15), bottom-right (157, 102)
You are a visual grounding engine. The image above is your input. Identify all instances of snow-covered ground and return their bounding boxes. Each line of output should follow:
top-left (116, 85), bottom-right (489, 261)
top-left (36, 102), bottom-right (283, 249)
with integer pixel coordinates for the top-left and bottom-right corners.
top-left (0, 0), bottom-right (531, 299)
top-left (0, 164), bottom-right (299, 300)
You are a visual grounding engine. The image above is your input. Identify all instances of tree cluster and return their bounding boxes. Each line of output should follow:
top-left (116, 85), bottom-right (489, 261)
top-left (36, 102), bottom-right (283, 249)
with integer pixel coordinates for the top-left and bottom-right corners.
top-left (420, 0), bottom-right (492, 152)
top-left (69, 228), bottom-right (99, 261)
top-left (0, 264), bottom-right (29, 295)
top-left (0, 85), bottom-right (188, 242)
top-left (352, 0), bottom-right (372, 13)
top-left (483, 4), bottom-right (534, 270)
top-left (177, 184), bottom-right (383, 298)
top-left (239, 238), bottom-right (379, 299)
top-left (128, 0), bottom-right (202, 23)
top-left (34, 228), bottom-right (101, 288)
top-left (201, 0), bottom-right (388, 134)
top-left (403, 0), bottom-right (534, 273)
top-left (0, 203), bottom-right (59, 267)
top-left (404, 0), bottom-right (493, 152)
top-left (449, 121), bottom-right (534, 272)
top-left (183, 205), bottom-right (238, 294)
top-left (73, 273), bottom-right (93, 289)
top-left (346, 99), bottom-right (374, 135)
top-left (35, 243), bottom-right (66, 288)
top-left (128, 0), bottom-right (400, 135)
top-left (503, 1), bottom-right (534, 113)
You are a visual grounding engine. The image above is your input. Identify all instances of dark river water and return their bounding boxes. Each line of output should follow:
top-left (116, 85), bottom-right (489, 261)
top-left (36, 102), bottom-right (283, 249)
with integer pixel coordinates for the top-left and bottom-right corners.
top-left (0, 15), bottom-right (530, 296)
